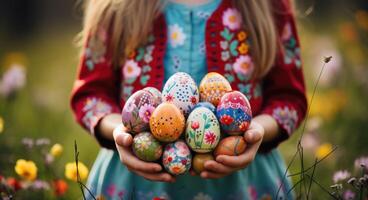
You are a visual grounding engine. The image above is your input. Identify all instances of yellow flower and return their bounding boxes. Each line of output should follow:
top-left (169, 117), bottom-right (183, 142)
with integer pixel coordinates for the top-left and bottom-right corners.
top-left (238, 42), bottom-right (249, 55)
top-left (65, 162), bottom-right (89, 182)
top-left (14, 159), bottom-right (37, 181)
top-left (315, 143), bottom-right (333, 160)
top-left (50, 143), bottom-right (63, 157)
top-left (0, 116), bottom-right (4, 133)
top-left (237, 31), bottom-right (247, 41)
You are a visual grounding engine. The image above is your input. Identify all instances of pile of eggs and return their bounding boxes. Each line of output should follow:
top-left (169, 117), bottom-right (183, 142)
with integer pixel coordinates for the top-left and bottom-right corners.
top-left (122, 72), bottom-right (252, 175)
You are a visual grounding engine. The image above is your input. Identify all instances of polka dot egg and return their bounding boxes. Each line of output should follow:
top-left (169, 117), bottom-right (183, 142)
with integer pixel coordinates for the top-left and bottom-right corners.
top-left (199, 72), bottom-right (232, 106)
top-left (162, 140), bottom-right (192, 175)
top-left (162, 72), bottom-right (199, 117)
top-left (122, 90), bottom-right (160, 134)
top-left (149, 102), bottom-right (185, 142)
top-left (185, 107), bottom-right (220, 153)
top-left (216, 91), bottom-right (252, 135)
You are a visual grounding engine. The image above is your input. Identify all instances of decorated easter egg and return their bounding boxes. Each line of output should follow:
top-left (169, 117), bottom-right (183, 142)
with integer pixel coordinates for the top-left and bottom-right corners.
top-left (192, 153), bottom-right (214, 173)
top-left (162, 72), bottom-right (199, 117)
top-left (132, 132), bottom-right (163, 162)
top-left (162, 140), bottom-right (192, 175)
top-left (143, 87), bottom-right (162, 105)
top-left (150, 103), bottom-right (185, 142)
top-left (192, 102), bottom-right (216, 114)
top-left (199, 72), bottom-right (232, 106)
top-left (122, 90), bottom-right (159, 134)
top-left (216, 91), bottom-right (252, 135)
top-left (214, 136), bottom-right (247, 157)
top-left (185, 107), bottom-right (221, 153)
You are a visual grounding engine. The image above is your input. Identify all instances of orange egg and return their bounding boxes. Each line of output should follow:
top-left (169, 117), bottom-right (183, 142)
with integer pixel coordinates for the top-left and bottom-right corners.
top-left (214, 136), bottom-right (246, 157)
top-left (199, 72), bottom-right (232, 106)
top-left (192, 153), bottom-right (214, 173)
top-left (150, 103), bottom-right (185, 142)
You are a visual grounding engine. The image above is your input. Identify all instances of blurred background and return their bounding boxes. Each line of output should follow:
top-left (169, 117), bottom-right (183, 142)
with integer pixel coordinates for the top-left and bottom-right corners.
top-left (0, 0), bottom-right (367, 199)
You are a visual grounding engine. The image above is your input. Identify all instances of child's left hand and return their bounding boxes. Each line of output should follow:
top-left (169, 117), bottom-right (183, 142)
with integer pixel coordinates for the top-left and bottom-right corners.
top-left (199, 121), bottom-right (264, 179)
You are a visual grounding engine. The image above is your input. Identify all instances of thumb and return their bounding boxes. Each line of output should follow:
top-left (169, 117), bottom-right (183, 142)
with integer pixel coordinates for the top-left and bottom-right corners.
top-left (114, 129), bottom-right (133, 147)
top-left (244, 130), bottom-right (262, 144)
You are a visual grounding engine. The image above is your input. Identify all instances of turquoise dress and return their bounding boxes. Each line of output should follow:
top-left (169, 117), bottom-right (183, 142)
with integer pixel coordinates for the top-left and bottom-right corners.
top-left (86, 1), bottom-right (294, 199)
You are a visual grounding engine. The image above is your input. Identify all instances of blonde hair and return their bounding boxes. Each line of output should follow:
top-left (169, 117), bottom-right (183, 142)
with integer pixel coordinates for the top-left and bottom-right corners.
top-left (79, 0), bottom-right (280, 78)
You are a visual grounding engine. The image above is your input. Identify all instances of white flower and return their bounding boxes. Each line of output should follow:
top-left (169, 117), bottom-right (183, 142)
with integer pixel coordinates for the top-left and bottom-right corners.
top-left (168, 24), bottom-right (186, 48)
top-left (333, 170), bottom-right (351, 183)
top-left (233, 55), bottom-right (254, 76)
top-left (222, 8), bottom-right (242, 30)
top-left (0, 64), bottom-right (26, 97)
top-left (123, 60), bottom-right (141, 79)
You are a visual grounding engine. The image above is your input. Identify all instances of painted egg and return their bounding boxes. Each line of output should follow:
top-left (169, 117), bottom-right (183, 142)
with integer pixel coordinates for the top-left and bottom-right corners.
top-left (199, 72), bottom-right (232, 106)
top-left (143, 87), bottom-right (162, 105)
top-left (185, 107), bottom-right (220, 153)
top-left (216, 91), bottom-right (252, 135)
top-left (132, 132), bottom-right (163, 162)
top-left (150, 102), bottom-right (185, 142)
top-left (122, 90), bottom-right (159, 134)
top-left (192, 153), bottom-right (214, 173)
top-left (162, 140), bottom-right (192, 175)
top-left (162, 72), bottom-right (199, 117)
top-left (214, 136), bottom-right (247, 157)
top-left (192, 102), bottom-right (216, 114)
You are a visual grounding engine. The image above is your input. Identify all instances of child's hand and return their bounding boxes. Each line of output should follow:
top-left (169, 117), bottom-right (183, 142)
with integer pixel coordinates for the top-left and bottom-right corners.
top-left (200, 121), bottom-right (264, 179)
top-left (113, 124), bottom-right (176, 182)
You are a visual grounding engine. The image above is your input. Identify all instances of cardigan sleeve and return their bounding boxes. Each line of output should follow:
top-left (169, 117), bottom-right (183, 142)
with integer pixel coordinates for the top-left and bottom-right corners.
top-left (259, 0), bottom-right (308, 151)
top-left (70, 29), bottom-right (121, 149)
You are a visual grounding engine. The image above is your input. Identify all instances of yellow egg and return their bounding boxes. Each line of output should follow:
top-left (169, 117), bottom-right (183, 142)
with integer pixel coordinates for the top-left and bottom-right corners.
top-left (192, 153), bottom-right (214, 173)
top-left (150, 103), bottom-right (185, 142)
top-left (199, 72), bottom-right (232, 106)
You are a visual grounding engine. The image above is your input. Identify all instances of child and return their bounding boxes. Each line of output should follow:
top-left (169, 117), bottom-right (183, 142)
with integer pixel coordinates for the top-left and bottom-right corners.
top-left (71, 0), bottom-right (307, 199)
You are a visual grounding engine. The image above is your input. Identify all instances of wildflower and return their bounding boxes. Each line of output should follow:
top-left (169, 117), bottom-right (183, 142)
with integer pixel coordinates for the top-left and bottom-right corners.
top-left (354, 156), bottom-right (368, 170)
top-left (0, 64), bottom-right (26, 98)
top-left (14, 159), bottom-right (37, 181)
top-left (21, 138), bottom-right (34, 148)
top-left (53, 179), bottom-right (68, 196)
top-left (65, 162), bottom-right (89, 182)
top-left (6, 177), bottom-right (22, 191)
top-left (45, 153), bottom-right (54, 165)
top-left (31, 180), bottom-right (50, 190)
top-left (343, 189), bottom-right (355, 200)
top-left (50, 143), bottom-right (63, 157)
top-left (333, 170), bottom-right (351, 183)
top-left (315, 143), bottom-right (333, 160)
top-left (0, 116), bottom-right (4, 133)
top-left (35, 138), bottom-right (50, 146)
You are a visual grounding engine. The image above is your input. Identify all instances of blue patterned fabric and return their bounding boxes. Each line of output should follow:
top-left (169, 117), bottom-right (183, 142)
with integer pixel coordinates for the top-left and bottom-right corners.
top-left (86, 1), bottom-right (294, 199)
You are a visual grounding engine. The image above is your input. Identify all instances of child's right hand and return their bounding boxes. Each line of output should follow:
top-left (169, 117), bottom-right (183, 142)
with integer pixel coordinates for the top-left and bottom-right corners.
top-left (113, 124), bottom-right (176, 183)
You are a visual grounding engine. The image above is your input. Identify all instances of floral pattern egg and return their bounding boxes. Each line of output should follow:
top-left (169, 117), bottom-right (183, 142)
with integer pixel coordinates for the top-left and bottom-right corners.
top-left (162, 72), bottom-right (199, 117)
top-left (192, 102), bottom-right (216, 114)
top-left (216, 91), bottom-right (252, 135)
top-left (185, 107), bottom-right (221, 153)
top-left (199, 72), bottom-right (232, 106)
top-left (143, 87), bottom-right (162, 105)
top-left (149, 103), bottom-right (185, 142)
top-left (162, 140), bottom-right (192, 175)
top-left (132, 132), bottom-right (162, 162)
top-left (122, 90), bottom-right (159, 134)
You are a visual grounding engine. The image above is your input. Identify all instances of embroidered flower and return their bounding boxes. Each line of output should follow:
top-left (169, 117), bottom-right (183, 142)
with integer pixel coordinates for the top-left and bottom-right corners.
top-left (233, 55), bottom-right (254, 77)
top-left (220, 115), bottom-right (234, 125)
top-left (281, 22), bottom-right (302, 68)
top-left (138, 104), bottom-right (155, 123)
top-left (272, 106), bottom-right (298, 134)
top-left (222, 8), bottom-right (242, 30)
top-left (237, 31), bottom-right (247, 41)
top-left (169, 24), bottom-right (186, 48)
top-left (191, 121), bottom-right (200, 130)
top-left (204, 131), bottom-right (217, 145)
top-left (82, 98), bottom-right (112, 131)
top-left (123, 60), bottom-right (141, 79)
top-left (238, 42), bottom-right (249, 55)
top-left (282, 23), bottom-right (293, 42)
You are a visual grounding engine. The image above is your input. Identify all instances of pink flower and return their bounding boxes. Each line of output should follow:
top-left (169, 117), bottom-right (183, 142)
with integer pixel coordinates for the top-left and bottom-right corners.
top-left (123, 60), bottom-right (141, 79)
top-left (281, 23), bottom-right (293, 41)
top-left (222, 8), bottom-right (242, 30)
top-left (106, 184), bottom-right (116, 197)
top-left (333, 170), bottom-right (351, 183)
top-left (191, 121), bottom-right (200, 130)
top-left (354, 156), bottom-right (368, 170)
top-left (204, 131), bottom-right (217, 145)
top-left (138, 104), bottom-right (155, 123)
top-left (0, 64), bottom-right (26, 98)
top-left (233, 55), bottom-right (254, 77)
top-left (343, 189), bottom-right (355, 200)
